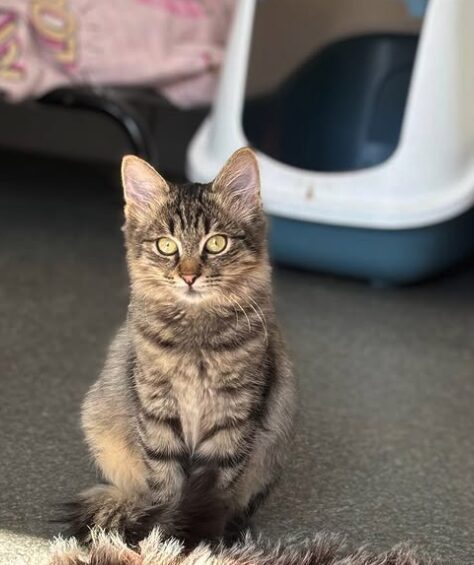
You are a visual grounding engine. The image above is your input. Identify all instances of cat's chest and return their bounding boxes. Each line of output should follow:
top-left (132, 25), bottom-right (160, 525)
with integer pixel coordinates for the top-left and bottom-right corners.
top-left (171, 364), bottom-right (223, 450)
top-left (136, 324), bottom-right (261, 449)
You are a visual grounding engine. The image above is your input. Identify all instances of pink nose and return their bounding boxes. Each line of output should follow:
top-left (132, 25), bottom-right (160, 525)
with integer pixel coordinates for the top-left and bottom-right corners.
top-left (182, 274), bottom-right (198, 286)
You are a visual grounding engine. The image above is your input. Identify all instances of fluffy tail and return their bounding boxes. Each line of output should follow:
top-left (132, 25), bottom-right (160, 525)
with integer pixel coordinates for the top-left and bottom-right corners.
top-left (50, 528), bottom-right (438, 565)
top-left (56, 468), bottom-right (228, 546)
top-left (57, 483), bottom-right (160, 545)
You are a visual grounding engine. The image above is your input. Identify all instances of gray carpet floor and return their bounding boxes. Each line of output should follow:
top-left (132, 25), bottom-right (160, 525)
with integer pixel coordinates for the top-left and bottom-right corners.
top-left (0, 152), bottom-right (473, 563)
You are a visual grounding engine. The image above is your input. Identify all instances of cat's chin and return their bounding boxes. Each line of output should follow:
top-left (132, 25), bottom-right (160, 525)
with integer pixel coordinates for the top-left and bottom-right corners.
top-left (176, 286), bottom-right (225, 305)
top-left (178, 286), bottom-right (206, 302)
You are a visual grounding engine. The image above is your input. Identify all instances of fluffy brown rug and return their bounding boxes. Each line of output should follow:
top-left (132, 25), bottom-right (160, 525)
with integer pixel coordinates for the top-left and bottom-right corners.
top-left (49, 528), bottom-right (437, 565)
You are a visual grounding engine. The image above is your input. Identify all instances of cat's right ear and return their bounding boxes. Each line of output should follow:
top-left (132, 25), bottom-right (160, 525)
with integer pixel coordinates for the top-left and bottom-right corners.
top-left (121, 155), bottom-right (169, 222)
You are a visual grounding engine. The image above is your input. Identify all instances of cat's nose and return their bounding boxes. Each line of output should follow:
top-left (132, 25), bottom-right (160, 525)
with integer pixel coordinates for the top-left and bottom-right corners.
top-left (181, 273), bottom-right (198, 286)
top-left (179, 258), bottom-right (201, 287)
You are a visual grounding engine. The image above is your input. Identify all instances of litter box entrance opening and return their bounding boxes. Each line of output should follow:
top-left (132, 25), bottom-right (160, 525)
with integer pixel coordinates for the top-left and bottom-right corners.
top-left (242, 2), bottom-right (424, 173)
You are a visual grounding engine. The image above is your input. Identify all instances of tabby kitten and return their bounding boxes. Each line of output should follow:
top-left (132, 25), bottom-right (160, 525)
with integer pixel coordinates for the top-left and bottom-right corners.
top-left (64, 148), bottom-right (296, 543)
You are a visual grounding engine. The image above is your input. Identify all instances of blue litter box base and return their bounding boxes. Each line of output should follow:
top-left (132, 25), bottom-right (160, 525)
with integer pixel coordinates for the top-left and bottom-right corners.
top-left (269, 207), bottom-right (474, 285)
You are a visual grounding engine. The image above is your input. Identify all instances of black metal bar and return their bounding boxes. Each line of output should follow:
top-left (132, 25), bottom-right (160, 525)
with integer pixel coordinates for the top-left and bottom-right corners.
top-left (41, 88), bottom-right (158, 165)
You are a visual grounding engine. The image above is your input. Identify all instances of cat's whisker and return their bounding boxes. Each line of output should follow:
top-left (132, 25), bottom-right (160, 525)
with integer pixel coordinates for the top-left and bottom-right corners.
top-left (139, 275), bottom-right (175, 287)
top-left (244, 295), bottom-right (268, 345)
top-left (221, 295), bottom-right (239, 330)
top-left (228, 294), bottom-right (251, 332)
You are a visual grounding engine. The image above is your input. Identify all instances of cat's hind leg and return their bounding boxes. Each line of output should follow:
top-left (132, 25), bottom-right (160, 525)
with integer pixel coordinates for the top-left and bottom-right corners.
top-left (60, 381), bottom-right (154, 543)
top-left (82, 408), bottom-right (149, 495)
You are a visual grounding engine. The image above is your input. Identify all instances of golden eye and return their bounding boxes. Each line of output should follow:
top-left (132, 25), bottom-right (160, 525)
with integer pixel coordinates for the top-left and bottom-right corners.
top-left (205, 234), bottom-right (227, 254)
top-left (156, 237), bottom-right (178, 256)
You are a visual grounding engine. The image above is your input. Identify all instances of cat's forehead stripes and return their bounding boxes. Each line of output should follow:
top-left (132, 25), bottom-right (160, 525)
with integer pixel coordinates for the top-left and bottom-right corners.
top-left (166, 183), bottom-right (215, 238)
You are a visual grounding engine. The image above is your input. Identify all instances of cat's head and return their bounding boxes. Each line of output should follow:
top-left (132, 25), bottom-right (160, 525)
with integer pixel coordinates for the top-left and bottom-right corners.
top-left (121, 148), bottom-right (270, 305)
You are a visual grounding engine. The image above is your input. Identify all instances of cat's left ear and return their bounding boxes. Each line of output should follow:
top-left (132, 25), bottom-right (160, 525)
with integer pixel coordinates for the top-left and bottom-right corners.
top-left (212, 147), bottom-right (262, 221)
top-left (121, 155), bottom-right (169, 222)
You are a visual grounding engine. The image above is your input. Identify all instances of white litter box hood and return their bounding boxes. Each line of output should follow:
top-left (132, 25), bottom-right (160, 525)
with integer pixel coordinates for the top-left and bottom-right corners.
top-left (187, 0), bottom-right (474, 230)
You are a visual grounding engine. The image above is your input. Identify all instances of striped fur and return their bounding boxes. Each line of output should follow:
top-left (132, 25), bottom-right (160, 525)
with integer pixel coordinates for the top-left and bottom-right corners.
top-left (50, 528), bottom-right (439, 565)
top-left (61, 149), bottom-right (296, 544)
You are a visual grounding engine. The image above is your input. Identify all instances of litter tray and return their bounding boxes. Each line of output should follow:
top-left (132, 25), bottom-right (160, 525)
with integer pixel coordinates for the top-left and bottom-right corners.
top-left (187, 0), bottom-right (474, 284)
top-left (243, 34), bottom-right (419, 173)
